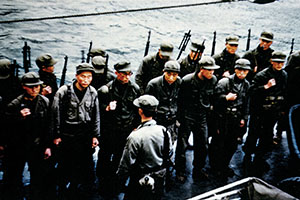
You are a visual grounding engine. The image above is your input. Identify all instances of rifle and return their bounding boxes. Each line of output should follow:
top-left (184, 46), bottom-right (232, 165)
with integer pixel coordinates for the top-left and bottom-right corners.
top-left (246, 28), bottom-right (251, 51)
top-left (194, 39), bottom-right (206, 62)
top-left (289, 38), bottom-right (294, 56)
top-left (177, 30), bottom-right (191, 60)
top-left (144, 30), bottom-right (151, 57)
top-left (81, 50), bottom-right (85, 63)
top-left (12, 59), bottom-right (20, 78)
top-left (60, 56), bottom-right (68, 87)
top-left (22, 42), bottom-right (31, 73)
top-left (86, 41), bottom-right (93, 63)
top-left (211, 31), bottom-right (216, 56)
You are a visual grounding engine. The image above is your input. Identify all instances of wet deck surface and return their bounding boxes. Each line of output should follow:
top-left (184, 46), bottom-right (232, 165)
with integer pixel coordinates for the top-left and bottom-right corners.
top-left (0, 132), bottom-right (299, 199)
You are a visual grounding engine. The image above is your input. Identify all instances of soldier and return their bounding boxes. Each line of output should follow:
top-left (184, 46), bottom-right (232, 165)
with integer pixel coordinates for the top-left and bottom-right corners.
top-left (145, 60), bottom-right (182, 142)
top-left (213, 35), bottom-right (240, 80)
top-left (179, 40), bottom-right (205, 78)
top-left (209, 59), bottom-right (251, 178)
top-left (135, 42), bottom-right (174, 94)
top-left (0, 59), bottom-right (22, 156)
top-left (36, 53), bottom-right (58, 103)
top-left (90, 55), bottom-right (116, 90)
top-left (96, 61), bottom-right (140, 197)
top-left (243, 52), bottom-right (287, 175)
top-left (243, 31), bottom-right (274, 80)
top-left (52, 63), bottom-right (100, 198)
top-left (116, 95), bottom-right (172, 200)
top-left (175, 56), bottom-right (219, 182)
top-left (3, 72), bottom-right (51, 200)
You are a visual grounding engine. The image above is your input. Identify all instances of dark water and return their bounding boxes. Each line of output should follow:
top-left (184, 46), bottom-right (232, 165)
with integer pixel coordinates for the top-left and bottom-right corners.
top-left (1, 0), bottom-right (300, 83)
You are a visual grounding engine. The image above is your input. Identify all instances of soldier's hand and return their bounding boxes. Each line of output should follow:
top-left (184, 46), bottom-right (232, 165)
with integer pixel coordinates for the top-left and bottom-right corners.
top-left (42, 86), bottom-right (52, 95)
top-left (254, 66), bottom-right (258, 73)
top-left (44, 148), bottom-right (51, 159)
top-left (53, 138), bottom-right (62, 146)
top-left (240, 119), bottom-right (245, 127)
top-left (226, 92), bottom-right (237, 101)
top-left (223, 71), bottom-right (230, 77)
top-left (106, 101), bottom-right (117, 111)
top-left (92, 137), bottom-right (99, 148)
top-left (264, 78), bottom-right (276, 89)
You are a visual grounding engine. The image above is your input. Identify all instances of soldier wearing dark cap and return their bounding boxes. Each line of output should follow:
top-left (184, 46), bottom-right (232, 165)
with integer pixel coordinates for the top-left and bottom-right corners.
top-left (117, 95), bottom-right (172, 200)
top-left (243, 52), bottom-right (287, 175)
top-left (36, 53), bottom-right (58, 103)
top-left (3, 72), bottom-right (51, 199)
top-left (179, 39), bottom-right (205, 78)
top-left (175, 56), bottom-right (219, 182)
top-left (90, 55), bottom-right (116, 90)
top-left (146, 60), bottom-right (182, 142)
top-left (209, 59), bottom-right (251, 178)
top-left (243, 31), bottom-right (275, 80)
top-left (0, 59), bottom-right (22, 155)
top-left (135, 42), bottom-right (174, 94)
top-left (51, 63), bottom-right (100, 198)
top-left (213, 35), bottom-right (240, 80)
top-left (96, 61), bottom-right (140, 197)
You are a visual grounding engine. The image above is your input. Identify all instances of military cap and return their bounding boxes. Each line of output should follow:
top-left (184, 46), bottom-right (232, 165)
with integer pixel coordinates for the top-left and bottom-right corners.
top-left (235, 58), bottom-right (251, 70)
top-left (260, 31), bottom-right (274, 42)
top-left (114, 61), bottom-right (131, 72)
top-left (133, 94), bottom-right (159, 111)
top-left (163, 60), bottom-right (180, 72)
top-left (199, 56), bottom-right (220, 70)
top-left (21, 72), bottom-right (43, 86)
top-left (35, 53), bottom-right (57, 69)
top-left (92, 56), bottom-right (106, 73)
top-left (160, 42), bottom-right (174, 57)
top-left (88, 48), bottom-right (107, 58)
top-left (76, 63), bottom-right (95, 74)
top-left (190, 40), bottom-right (205, 52)
top-left (271, 52), bottom-right (286, 62)
top-left (226, 35), bottom-right (239, 45)
top-left (0, 59), bottom-right (11, 79)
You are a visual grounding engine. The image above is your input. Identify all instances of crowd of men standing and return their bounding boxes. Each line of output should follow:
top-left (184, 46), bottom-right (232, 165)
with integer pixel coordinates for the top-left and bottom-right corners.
top-left (0, 30), bottom-right (300, 200)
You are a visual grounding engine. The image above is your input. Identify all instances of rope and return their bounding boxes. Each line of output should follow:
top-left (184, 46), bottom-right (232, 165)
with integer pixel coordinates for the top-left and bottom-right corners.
top-left (0, 0), bottom-right (234, 24)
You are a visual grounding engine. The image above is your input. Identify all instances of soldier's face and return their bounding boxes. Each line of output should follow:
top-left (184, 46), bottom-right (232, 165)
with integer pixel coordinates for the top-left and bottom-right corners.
top-left (23, 85), bottom-right (41, 98)
top-left (76, 71), bottom-right (93, 89)
top-left (200, 69), bottom-right (214, 79)
top-left (42, 65), bottom-right (54, 73)
top-left (271, 61), bottom-right (284, 71)
top-left (259, 39), bottom-right (272, 50)
top-left (235, 68), bottom-right (249, 80)
top-left (164, 71), bottom-right (178, 84)
top-left (226, 43), bottom-right (238, 54)
top-left (116, 71), bottom-right (132, 84)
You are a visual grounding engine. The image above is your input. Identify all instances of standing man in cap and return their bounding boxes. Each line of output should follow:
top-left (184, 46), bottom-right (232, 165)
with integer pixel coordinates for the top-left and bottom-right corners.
top-left (0, 59), bottom-right (22, 159)
top-left (175, 56), bottom-right (219, 182)
top-left (36, 53), bottom-right (58, 103)
top-left (243, 31), bottom-right (274, 80)
top-left (135, 42), bottom-right (174, 94)
top-left (213, 35), bottom-right (240, 80)
top-left (51, 63), bottom-right (100, 198)
top-left (243, 52), bottom-right (287, 175)
top-left (145, 60), bottom-right (182, 142)
top-left (91, 55), bottom-right (115, 90)
top-left (179, 39), bottom-right (205, 78)
top-left (116, 95), bottom-right (172, 200)
top-left (209, 59), bottom-right (251, 178)
top-left (3, 72), bottom-right (51, 200)
top-left (96, 61), bottom-right (140, 197)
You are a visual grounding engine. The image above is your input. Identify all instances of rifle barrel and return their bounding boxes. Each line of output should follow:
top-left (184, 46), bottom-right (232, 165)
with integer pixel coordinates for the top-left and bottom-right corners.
top-left (177, 30), bottom-right (191, 60)
top-left (211, 31), bottom-right (216, 56)
top-left (60, 56), bottom-right (68, 87)
top-left (246, 28), bottom-right (251, 51)
top-left (86, 41), bottom-right (93, 63)
top-left (290, 38), bottom-right (294, 55)
top-left (144, 30), bottom-right (151, 57)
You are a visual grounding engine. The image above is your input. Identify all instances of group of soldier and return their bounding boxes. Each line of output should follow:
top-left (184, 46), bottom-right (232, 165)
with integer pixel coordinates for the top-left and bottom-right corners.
top-left (0, 30), bottom-right (300, 200)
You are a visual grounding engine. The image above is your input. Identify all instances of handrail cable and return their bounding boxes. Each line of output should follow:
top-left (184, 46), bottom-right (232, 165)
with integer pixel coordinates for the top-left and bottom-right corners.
top-left (0, 0), bottom-right (235, 24)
